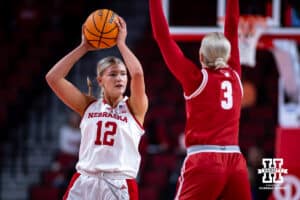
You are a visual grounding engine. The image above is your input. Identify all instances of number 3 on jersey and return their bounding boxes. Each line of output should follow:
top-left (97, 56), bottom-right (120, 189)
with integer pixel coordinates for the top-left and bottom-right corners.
top-left (94, 121), bottom-right (117, 146)
top-left (221, 80), bottom-right (233, 110)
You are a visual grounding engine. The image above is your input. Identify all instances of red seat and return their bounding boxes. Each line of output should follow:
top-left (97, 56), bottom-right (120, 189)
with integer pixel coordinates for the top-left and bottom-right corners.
top-left (30, 186), bottom-right (60, 200)
top-left (248, 106), bottom-right (274, 122)
top-left (42, 170), bottom-right (65, 186)
top-left (56, 152), bottom-right (78, 170)
top-left (139, 186), bottom-right (160, 200)
top-left (240, 122), bottom-right (265, 138)
top-left (152, 154), bottom-right (178, 172)
top-left (142, 169), bottom-right (169, 188)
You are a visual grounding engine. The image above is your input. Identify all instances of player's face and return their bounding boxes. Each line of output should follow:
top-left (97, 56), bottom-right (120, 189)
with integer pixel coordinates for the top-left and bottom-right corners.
top-left (98, 64), bottom-right (128, 98)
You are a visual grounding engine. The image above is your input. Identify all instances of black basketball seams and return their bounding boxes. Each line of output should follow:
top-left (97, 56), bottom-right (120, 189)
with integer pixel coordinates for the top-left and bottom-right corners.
top-left (101, 40), bottom-right (110, 47)
top-left (92, 13), bottom-right (101, 34)
top-left (87, 39), bottom-right (110, 48)
top-left (85, 27), bottom-right (101, 37)
top-left (102, 25), bottom-right (118, 34)
top-left (87, 39), bottom-right (100, 42)
top-left (98, 10), bottom-right (111, 48)
top-left (101, 36), bottom-right (118, 40)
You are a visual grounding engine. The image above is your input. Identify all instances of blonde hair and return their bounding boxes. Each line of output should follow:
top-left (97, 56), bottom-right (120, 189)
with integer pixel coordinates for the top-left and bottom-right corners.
top-left (96, 56), bottom-right (123, 76)
top-left (199, 32), bottom-right (231, 69)
top-left (87, 56), bottom-right (124, 97)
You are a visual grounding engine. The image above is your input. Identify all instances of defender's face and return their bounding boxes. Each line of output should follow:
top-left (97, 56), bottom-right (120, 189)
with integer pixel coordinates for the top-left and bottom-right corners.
top-left (98, 64), bottom-right (128, 98)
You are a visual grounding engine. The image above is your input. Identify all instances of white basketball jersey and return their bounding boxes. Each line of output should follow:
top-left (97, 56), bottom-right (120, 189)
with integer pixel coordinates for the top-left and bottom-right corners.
top-left (76, 97), bottom-right (144, 178)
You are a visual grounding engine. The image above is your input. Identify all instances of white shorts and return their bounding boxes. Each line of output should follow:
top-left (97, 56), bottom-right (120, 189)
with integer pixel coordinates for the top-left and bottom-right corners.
top-left (63, 172), bottom-right (138, 200)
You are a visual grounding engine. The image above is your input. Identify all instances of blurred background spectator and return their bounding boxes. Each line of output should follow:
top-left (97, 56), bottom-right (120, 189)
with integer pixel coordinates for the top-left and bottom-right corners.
top-left (56, 111), bottom-right (81, 170)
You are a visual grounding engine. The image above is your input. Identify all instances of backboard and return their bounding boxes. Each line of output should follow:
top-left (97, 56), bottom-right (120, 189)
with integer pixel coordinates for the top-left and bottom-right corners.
top-left (163, 0), bottom-right (300, 42)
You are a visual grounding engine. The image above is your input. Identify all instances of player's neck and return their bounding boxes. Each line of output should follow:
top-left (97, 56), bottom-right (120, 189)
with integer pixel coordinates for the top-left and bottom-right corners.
top-left (103, 95), bottom-right (124, 108)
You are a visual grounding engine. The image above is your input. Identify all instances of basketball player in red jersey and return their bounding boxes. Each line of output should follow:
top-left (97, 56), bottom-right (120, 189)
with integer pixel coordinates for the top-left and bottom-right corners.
top-left (46, 16), bottom-right (148, 199)
top-left (150, 0), bottom-right (252, 199)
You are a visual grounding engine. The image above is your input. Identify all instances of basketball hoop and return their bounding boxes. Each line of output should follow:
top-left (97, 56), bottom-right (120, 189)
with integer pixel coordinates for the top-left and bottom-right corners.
top-left (238, 15), bottom-right (269, 67)
top-left (217, 15), bottom-right (271, 67)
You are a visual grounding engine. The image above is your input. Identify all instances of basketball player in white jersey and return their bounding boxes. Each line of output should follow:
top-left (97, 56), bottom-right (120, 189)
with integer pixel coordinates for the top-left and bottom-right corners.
top-left (46, 16), bottom-right (148, 200)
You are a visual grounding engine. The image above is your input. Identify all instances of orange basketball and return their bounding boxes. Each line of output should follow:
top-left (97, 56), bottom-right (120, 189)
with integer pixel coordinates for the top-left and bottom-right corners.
top-left (83, 9), bottom-right (119, 49)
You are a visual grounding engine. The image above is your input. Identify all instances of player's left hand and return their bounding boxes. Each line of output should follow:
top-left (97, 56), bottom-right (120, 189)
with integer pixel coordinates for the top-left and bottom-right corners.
top-left (116, 16), bottom-right (127, 45)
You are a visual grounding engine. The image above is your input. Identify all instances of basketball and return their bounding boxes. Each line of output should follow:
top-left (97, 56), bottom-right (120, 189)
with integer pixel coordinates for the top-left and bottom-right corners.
top-left (83, 9), bottom-right (119, 49)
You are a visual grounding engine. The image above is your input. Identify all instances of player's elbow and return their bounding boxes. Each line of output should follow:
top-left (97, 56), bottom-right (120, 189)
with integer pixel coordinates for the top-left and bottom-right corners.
top-left (45, 72), bottom-right (57, 86)
top-left (45, 73), bottom-right (51, 85)
top-left (131, 71), bottom-right (144, 80)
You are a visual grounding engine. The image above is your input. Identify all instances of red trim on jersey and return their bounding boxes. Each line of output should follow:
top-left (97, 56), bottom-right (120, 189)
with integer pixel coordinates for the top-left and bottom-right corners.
top-left (126, 179), bottom-right (139, 200)
top-left (184, 68), bottom-right (208, 100)
top-left (232, 70), bottom-right (244, 97)
top-left (63, 172), bottom-right (80, 200)
top-left (102, 98), bottom-right (107, 104)
top-left (84, 100), bottom-right (98, 113)
top-left (125, 100), bottom-right (144, 130)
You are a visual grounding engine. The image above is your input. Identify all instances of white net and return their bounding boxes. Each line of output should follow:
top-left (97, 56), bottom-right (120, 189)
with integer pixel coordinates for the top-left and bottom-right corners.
top-left (238, 16), bottom-right (270, 67)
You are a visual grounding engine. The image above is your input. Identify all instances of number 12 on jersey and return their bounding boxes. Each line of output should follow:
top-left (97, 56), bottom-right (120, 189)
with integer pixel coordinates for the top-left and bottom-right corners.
top-left (94, 121), bottom-right (117, 146)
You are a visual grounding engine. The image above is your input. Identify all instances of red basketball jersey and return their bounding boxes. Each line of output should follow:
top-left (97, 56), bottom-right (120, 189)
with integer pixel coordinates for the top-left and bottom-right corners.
top-left (150, 0), bottom-right (242, 147)
top-left (184, 67), bottom-right (243, 147)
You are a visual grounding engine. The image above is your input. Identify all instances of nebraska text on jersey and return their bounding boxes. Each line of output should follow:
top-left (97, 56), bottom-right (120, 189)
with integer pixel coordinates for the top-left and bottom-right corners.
top-left (88, 112), bottom-right (128, 123)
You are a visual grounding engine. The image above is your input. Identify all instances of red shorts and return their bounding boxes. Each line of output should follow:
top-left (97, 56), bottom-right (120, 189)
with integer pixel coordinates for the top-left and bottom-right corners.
top-left (63, 172), bottom-right (139, 200)
top-left (175, 146), bottom-right (252, 200)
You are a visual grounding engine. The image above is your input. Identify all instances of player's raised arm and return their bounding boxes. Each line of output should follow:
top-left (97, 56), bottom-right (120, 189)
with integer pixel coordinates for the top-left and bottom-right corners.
top-left (149, 0), bottom-right (202, 95)
top-left (45, 29), bottom-right (96, 116)
top-left (116, 17), bottom-right (148, 124)
top-left (224, 0), bottom-right (241, 76)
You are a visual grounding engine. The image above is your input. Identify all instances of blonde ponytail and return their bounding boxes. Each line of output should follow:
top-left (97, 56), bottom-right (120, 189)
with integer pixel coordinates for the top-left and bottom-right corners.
top-left (214, 57), bottom-right (227, 68)
top-left (87, 76), bottom-right (93, 96)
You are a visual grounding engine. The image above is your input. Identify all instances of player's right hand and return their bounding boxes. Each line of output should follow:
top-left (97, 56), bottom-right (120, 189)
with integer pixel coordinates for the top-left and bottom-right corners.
top-left (80, 25), bottom-right (99, 51)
